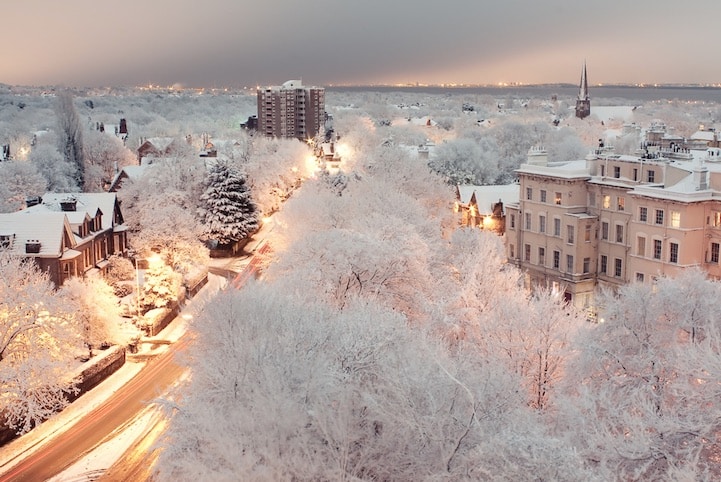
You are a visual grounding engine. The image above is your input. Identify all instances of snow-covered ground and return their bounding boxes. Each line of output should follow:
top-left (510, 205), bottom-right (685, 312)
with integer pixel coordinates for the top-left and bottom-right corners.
top-left (0, 273), bottom-right (227, 481)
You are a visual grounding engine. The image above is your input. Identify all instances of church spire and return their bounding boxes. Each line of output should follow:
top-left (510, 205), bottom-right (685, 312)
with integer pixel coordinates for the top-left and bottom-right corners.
top-left (575, 61), bottom-right (591, 119)
top-left (579, 61), bottom-right (589, 101)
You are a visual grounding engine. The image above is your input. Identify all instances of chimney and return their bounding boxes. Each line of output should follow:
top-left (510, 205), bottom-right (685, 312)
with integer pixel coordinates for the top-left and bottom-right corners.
top-left (25, 240), bottom-right (41, 254)
top-left (25, 196), bottom-right (42, 208)
top-left (527, 146), bottom-right (548, 166)
top-left (693, 164), bottom-right (709, 191)
top-left (60, 198), bottom-right (77, 212)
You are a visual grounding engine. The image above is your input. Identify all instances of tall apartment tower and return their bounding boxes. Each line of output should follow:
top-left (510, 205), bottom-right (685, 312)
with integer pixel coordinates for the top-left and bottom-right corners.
top-left (257, 80), bottom-right (325, 140)
top-left (575, 62), bottom-right (591, 119)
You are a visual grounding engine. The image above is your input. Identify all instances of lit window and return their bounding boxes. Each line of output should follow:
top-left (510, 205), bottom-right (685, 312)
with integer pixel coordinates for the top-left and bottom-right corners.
top-left (602, 195), bottom-right (611, 209)
top-left (617, 197), bottom-right (625, 211)
top-left (555, 192), bottom-right (562, 205)
top-left (671, 211), bottom-right (680, 228)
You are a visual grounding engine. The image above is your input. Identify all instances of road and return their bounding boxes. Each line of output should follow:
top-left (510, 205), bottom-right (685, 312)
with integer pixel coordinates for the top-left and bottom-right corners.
top-left (0, 336), bottom-right (190, 482)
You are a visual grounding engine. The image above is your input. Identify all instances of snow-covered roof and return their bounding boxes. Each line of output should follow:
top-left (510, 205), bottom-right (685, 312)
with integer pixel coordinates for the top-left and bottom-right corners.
top-left (27, 192), bottom-right (121, 231)
top-left (0, 211), bottom-right (74, 258)
top-left (690, 130), bottom-right (716, 142)
top-left (517, 160), bottom-right (591, 179)
top-left (591, 106), bottom-right (635, 124)
top-left (140, 137), bottom-right (175, 152)
top-left (457, 183), bottom-right (520, 214)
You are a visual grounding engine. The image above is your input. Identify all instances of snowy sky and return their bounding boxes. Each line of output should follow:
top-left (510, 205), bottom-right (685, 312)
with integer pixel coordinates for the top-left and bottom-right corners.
top-left (3, 0), bottom-right (718, 88)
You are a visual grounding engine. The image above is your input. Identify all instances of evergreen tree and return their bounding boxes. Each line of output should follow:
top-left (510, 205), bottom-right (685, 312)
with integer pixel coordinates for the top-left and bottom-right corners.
top-left (199, 161), bottom-right (259, 246)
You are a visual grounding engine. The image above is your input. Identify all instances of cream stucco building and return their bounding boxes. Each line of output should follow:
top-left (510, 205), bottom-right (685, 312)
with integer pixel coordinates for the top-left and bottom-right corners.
top-left (505, 145), bottom-right (721, 310)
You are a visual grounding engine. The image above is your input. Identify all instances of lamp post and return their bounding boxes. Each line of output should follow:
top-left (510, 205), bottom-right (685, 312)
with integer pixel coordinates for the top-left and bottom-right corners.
top-left (135, 257), bottom-right (141, 319)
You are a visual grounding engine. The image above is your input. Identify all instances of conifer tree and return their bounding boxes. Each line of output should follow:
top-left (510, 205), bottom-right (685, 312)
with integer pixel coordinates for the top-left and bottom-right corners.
top-left (199, 161), bottom-right (259, 246)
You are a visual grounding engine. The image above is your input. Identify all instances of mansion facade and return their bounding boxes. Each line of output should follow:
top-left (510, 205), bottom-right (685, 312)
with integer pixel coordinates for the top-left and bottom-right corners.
top-left (505, 145), bottom-right (721, 309)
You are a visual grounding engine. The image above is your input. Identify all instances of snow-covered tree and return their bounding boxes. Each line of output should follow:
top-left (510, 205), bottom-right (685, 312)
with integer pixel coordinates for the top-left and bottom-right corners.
top-left (28, 138), bottom-right (78, 192)
top-left (139, 259), bottom-right (182, 313)
top-left (157, 285), bottom-right (591, 481)
top-left (58, 276), bottom-right (125, 352)
top-left (55, 90), bottom-right (84, 189)
top-left (82, 129), bottom-right (135, 191)
top-left (0, 253), bottom-right (81, 434)
top-left (0, 160), bottom-right (48, 213)
top-left (198, 160), bottom-right (259, 246)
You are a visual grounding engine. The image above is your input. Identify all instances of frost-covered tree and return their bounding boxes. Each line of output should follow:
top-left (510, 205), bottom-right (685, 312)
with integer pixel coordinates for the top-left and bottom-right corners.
top-left (198, 160), bottom-right (259, 246)
top-left (82, 129), bottom-right (135, 192)
top-left (58, 276), bottom-right (125, 352)
top-left (0, 253), bottom-right (81, 434)
top-left (559, 269), bottom-right (721, 479)
top-left (139, 259), bottom-right (182, 313)
top-left (0, 160), bottom-right (48, 213)
top-left (157, 285), bottom-right (591, 481)
top-left (55, 90), bottom-right (84, 189)
top-left (28, 138), bottom-right (78, 192)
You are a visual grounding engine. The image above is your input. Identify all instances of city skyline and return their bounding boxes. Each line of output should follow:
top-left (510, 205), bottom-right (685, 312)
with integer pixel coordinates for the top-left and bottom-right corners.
top-left (2, 1), bottom-right (719, 89)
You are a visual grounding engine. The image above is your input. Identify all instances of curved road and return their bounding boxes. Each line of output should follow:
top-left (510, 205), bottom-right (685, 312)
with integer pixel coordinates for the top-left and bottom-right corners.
top-left (0, 337), bottom-right (190, 481)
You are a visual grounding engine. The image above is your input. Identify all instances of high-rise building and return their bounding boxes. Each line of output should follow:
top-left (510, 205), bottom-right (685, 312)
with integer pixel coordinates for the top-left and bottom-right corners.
top-left (257, 80), bottom-right (325, 140)
top-left (575, 62), bottom-right (591, 119)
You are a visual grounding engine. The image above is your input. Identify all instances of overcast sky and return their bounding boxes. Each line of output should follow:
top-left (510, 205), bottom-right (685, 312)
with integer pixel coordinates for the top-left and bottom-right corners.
top-left (3, 0), bottom-right (718, 88)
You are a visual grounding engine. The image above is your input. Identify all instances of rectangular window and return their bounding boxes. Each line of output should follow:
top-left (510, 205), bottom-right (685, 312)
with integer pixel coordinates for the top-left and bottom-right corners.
top-left (614, 258), bottom-right (623, 277)
top-left (553, 250), bottom-right (560, 269)
top-left (566, 255), bottom-right (574, 273)
top-left (670, 242), bottom-right (679, 263)
top-left (600, 165), bottom-right (605, 177)
top-left (613, 166), bottom-right (621, 178)
top-left (615, 224), bottom-right (624, 243)
top-left (555, 192), bottom-right (562, 205)
top-left (602, 195), bottom-right (611, 209)
top-left (653, 239), bottom-right (662, 260)
top-left (639, 207), bottom-right (648, 222)
top-left (585, 224), bottom-right (591, 242)
top-left (540, 190), bottom-right (547, 203)
top-left (538, 247), bottom-right (545, 266)
top-left (671, 211), bottom-right (680, 228)
top-left (525, 212), bottom-right (532, 230)
top-left (712, 242), bottom-right (719, 263)
top-left (713, 212), bottom-right (721, 227)
top-left (539, 215), bottom-right (546, 233)
top-left (524, 244), bottom-right (531, 262)
top-left (647, 170), bottom-right (655, 183)
top-left (601, 222), bottom-right (609, 240)
top-left (567, 225), bottom-right (575, 244)
top-left (553, 218), bottom-right (561, 237)
top-left (583, 257), bottom-right (590, 274)
top-left (617, 197), bottom-right (625, 211)
top-left (655, 209), bottom-right (664, 225)
top-left (600, 255), bottom-right (607, 274)
top-left (510, 214), bottom-right (515, 229)
top-left (526, 187), bottom-right (533, 200)
top-left (637, 236), bottom-right (646, 257)
top-left (636, 272), bottom-right (645, 282)
top-left (633, 168), bottom-right (638, 181)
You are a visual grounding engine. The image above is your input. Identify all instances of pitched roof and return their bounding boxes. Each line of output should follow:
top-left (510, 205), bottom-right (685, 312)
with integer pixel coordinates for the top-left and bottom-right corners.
top-left (0, 211), bottom-right (75, 258)
top-left (27, 192), bottom-right (121, 230)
